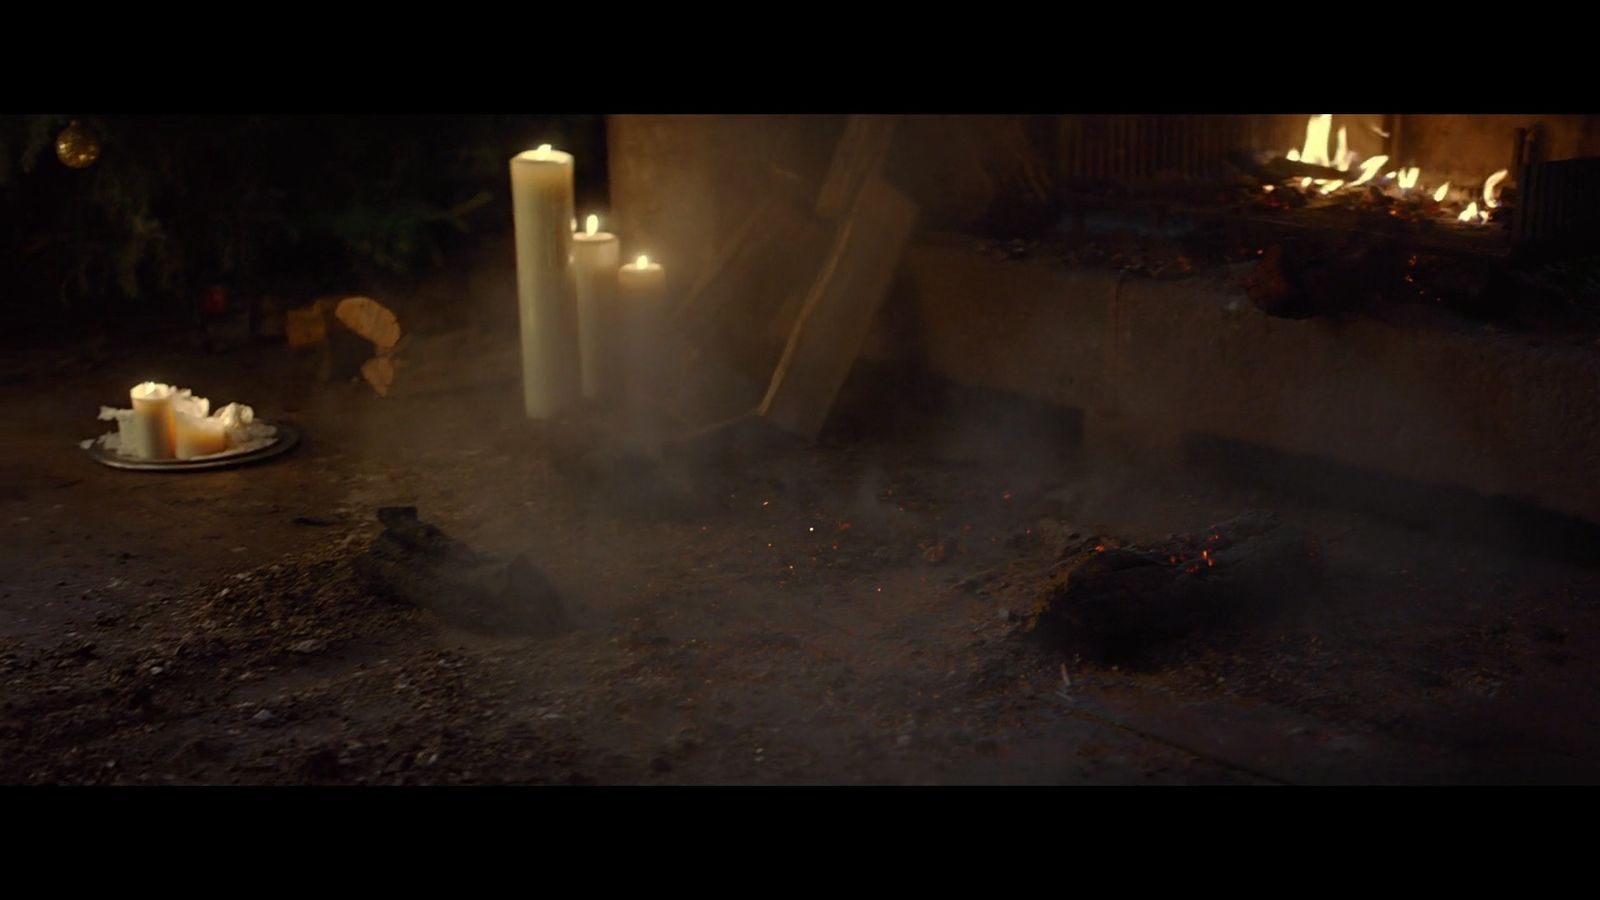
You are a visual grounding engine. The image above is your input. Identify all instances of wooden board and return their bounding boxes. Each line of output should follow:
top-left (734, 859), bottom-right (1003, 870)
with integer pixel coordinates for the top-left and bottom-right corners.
top-left (665, 197), bottom-right (835, 426)
top-left (758, 177), bottom-right (919, 439)
top-left (815, 115), bottom-right (898, 220)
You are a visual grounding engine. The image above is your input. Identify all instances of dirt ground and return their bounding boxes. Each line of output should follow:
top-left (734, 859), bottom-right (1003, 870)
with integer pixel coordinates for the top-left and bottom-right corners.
top-left (3, 327), bottom-right (1599, 785)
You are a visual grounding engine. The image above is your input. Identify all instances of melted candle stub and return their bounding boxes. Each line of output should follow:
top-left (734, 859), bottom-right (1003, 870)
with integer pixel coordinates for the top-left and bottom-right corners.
top-left (90, 385), bottom-right (276, 461)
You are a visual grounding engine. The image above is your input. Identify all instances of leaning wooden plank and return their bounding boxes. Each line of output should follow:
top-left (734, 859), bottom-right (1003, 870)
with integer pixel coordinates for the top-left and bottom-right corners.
top-left (669, 195), bottom-right (776, 325)
top-left (815, 115), bottom-right (899, 220)
top-left (758, 177), bottom-right (919, 440)
top-left (665, 206), bottom-right (835, 428)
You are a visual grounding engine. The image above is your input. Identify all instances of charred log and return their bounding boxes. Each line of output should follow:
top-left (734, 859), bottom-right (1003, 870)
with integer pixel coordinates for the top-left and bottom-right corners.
top-left (354, 507), bottom-right (567, 636)
top-left (1023, 511), bottom-right (1322, 663)
top-left (1244, 239), bottom-right (1409, 319)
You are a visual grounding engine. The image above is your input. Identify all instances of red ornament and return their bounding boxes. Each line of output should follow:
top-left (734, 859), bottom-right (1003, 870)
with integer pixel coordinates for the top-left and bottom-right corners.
top-left (200, 286), bottom-right (228, 316)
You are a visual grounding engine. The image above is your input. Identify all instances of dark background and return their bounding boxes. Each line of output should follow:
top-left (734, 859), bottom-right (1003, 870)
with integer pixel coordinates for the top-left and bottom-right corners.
top-left (0, 114), bottom-right (608, 342)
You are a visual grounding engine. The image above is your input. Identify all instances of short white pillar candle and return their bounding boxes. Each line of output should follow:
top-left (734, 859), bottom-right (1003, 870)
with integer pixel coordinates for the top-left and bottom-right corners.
top-left (128, 382), bottom-right (177, 460)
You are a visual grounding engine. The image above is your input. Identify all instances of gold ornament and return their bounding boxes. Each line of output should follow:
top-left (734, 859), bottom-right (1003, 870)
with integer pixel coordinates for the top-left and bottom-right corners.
top-left (55, 121), bottom-right (101, 169)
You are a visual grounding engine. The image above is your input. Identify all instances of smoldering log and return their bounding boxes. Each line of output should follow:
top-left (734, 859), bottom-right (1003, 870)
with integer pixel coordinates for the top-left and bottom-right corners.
top-left (1244, 239), bottom-right (1409, 319)
top-left (354, 507), bottom-right (567, 636)
top-left (1023, 511), bottom-right (1322, 661)
top-left (1244, 155), bottom-right (1357, 183)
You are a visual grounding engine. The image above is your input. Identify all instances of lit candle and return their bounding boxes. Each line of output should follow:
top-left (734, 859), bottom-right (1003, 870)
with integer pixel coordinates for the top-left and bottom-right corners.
top-left (173, 411), bottom-right (229, 459)
top-left (618, 254), bottom-right (665, 303)
top-left (572, 214), bottom-right (621, 400)
top-left (618, 255), bottom-right (668, 397)
top-left (128, 382), bottom-right (177, 459)
top-left (509, 144), bottom-right (581, 419)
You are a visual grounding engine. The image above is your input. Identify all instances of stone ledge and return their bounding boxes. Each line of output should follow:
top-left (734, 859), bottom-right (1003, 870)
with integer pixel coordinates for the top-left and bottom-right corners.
top-left (864, 233), bottom-right (1600, 524)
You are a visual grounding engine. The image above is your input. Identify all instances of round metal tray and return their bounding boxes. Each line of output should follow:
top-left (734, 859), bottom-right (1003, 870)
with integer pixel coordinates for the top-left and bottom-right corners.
top-left (85, 421), bottom-right (301, 472)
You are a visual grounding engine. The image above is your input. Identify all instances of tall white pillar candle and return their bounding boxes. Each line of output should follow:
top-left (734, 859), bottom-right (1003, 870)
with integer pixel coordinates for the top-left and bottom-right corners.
top-left (509, 145), bottom-right (581, 419)
top-left (128, 382), bottom-right (176, 460)
top-left (572, 214), bottom-right (621, 401)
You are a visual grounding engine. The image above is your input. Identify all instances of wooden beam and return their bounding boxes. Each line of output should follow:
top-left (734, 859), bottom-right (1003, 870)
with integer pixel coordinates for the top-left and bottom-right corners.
top-left (758, 177), bottom-right (918, 439)
top-left (815, 115), bottom-right (899, 220)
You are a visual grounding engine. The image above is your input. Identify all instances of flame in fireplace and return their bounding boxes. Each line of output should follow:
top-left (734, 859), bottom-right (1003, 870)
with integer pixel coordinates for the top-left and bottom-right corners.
top-left (1483, 169), bottom-right (1509, 208)
top-left (1349, 155), bottom-right (1389, 187)
top-left (1299, 115), bottom-right (1334, 167)
top-left (1274, 116), bottom-right (1510, 227)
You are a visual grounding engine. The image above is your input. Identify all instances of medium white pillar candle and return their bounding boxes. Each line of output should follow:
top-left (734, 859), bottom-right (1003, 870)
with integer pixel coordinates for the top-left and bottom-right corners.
top-left (128, 382), bottom-right (176, 460)
top-left (572, 214), bottom-right (621, 401)
top-left (173, 411), bottom-right (229, 459)
top-left (509, 144), bottom-right (581, 419)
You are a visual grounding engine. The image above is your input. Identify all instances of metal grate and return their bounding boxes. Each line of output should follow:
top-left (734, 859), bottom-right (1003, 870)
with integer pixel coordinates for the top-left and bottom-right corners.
top-left (1060, 115), bottom-right (1249, 183)
top-left (1513, 156), bottom-right (1600, 248)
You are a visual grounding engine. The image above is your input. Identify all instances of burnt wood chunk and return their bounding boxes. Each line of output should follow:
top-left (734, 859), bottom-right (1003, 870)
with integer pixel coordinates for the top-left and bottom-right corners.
top-left (1244, 239), bottom-right (1408, 319)
top-left (1024, 511), bottom-right (1322, 662)
top-left (355, 507), bottom-right (567, 636)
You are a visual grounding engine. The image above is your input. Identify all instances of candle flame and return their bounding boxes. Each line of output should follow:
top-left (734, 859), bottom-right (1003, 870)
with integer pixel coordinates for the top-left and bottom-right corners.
top-left (535, 144), bottom-right (552, 159)
top-left (585, 214), bottom-right (599, 236)
top-left (1433, 182), bottom-right (1450, 202)
top-left (636, 254), bottom-right (650, 268)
